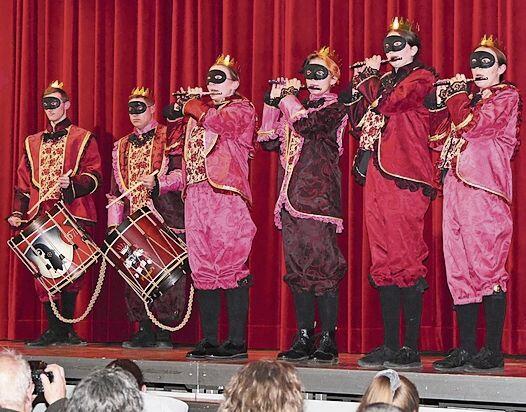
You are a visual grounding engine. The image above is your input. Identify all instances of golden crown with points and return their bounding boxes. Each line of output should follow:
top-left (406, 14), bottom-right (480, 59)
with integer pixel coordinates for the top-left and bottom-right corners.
top-left (214, 54), bottom-right (240, 72)
top-left (49, 80), bottom-right (64, 89)
top-left (479, 34), bottom-right (502, 50)
top-left (316, 46), bottom-right (340, 63)
top-left (130, 86), bottom-right (151, 98)
top-left (389, 16), bottom-right (418, 33)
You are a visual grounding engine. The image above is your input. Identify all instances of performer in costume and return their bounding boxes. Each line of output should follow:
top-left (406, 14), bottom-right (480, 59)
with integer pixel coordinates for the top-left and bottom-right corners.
top-left (428, 36), bottom-right (521, 371)
top-left (165, 54), bottom-right (257, 359)
top-left (343, 18), bottom-right (437, 369)
top-left (8, 81), bottom-right (102, 346)
top-left (107, 87), bottom-right (187, 349)
top-left (257, 47), bottom-right (348, 363)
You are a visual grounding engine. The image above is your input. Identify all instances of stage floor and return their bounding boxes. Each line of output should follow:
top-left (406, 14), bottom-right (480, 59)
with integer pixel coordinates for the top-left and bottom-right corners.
top-left (2, 341), bottom-right (526, 408)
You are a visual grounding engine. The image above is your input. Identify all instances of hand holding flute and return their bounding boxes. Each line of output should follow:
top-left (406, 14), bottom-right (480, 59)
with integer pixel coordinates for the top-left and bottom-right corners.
top-left (350, 56), bottom-right (402, 71)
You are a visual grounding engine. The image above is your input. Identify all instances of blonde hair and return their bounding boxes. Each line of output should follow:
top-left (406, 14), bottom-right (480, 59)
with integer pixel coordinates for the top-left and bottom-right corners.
top-left (304, 52), bottom-right (341, 80)
top-left (357, 374), bottom-right (419, 412)
top-left (219, 360), bottom-right (304, 412)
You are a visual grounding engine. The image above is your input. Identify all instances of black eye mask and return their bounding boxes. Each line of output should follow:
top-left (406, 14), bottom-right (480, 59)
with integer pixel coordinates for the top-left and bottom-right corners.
top-left (207, 70), bottom-right (228, 84)
top-left (128, 101), bottom-right (148, 114)
top-left (384, 35), bottom-right (407, 53)
top-left (42, 96), bottom-right (62, 110)
top-left (470, 51), bottom-right (496, 69)
top-left (302, 64), bottom-right (330, 80)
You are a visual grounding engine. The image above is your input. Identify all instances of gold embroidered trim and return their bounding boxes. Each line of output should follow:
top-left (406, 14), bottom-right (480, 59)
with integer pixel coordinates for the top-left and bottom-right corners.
top-left (455, 156), bottom-right (511, 204)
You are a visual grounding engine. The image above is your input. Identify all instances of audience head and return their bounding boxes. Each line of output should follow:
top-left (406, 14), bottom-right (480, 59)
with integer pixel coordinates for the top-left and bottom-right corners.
top-left (219, 359), bottom-right (303, 412)
top-left (106, 359), bottom-right (146, 392)
top-left (363, 403), bottom-right (404, 412)
top-left (66, 366), bottom-right (143, 412)
top-left (358, 369), bottom-right (419, 412)
top-left (0, 349), bottom-right (33, 412)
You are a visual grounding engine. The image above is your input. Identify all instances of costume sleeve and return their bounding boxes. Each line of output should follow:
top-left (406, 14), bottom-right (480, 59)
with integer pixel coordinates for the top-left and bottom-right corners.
top-left (354, 67), bottom-right (382, 105)
top-left (157, 155), bottom-right (183, 195)
top-left (375, 69), bottom-right (435, 115)
top-left (448, 88), bottom-right (520, 142)
top-left (291, 103), bottom-right (348, 138)
top-left (12, 148), bottom-right (31, 216)
top-left (62, 134), bottom-right (102, 204)
top-left (107, 153), bottom-right (124, 228)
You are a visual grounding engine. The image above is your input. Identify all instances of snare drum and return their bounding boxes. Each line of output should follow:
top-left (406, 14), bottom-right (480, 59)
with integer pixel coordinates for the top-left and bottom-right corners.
top-left (8, 202), bottom-right (102, 296)
top-left (103, 206), bottom-right (188, 304)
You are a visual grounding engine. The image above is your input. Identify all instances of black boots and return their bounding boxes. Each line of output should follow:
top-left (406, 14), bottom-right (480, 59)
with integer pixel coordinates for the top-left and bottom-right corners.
top-left (187, 287), bottom-right (249, 360)
top-left (60, 292), bottom-right (87, 346)
top-left (26, 302), bottom-right (65, 347)
top-left (277, 329), bottom-right (315, 361)
top-left (358, 283), bottom-right (424, 370)
top-left (26, 293), bottom-right (87, 347)
top-left (278, 290), bottom-right (339, 363)
top-left (433, 303), bottom-right (478, 371)
top-left (122, 319), bottom-right (156, 349)
top-left (207, 286), bottom-right (249, 359)
top-left (311, 331), bottom-right (338, 363)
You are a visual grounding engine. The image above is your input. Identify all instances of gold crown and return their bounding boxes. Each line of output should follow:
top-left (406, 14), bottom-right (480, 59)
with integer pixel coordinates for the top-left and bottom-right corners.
top-left (214, 54), bottom-right (240, 72)
top-left (479, 34), bottom-right (502, 50)
top-left (130, 87), bottom-right (151, 98)
top-left (49, 80), bottom-right (64, 89)
top-left (389, 16), bottom-right (418, 32)
top-left (314, 46), bottom-right (341, 67)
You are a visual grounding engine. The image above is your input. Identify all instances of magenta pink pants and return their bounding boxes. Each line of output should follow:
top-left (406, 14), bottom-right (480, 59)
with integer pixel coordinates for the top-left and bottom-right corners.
top-left (443, 173), bottom-right (512, 305)
top-left (185, 182), bottom-right (256, 290)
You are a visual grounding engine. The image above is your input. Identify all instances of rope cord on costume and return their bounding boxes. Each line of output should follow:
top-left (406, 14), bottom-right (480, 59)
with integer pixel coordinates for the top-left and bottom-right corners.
top-left (145, 284), bottom-right (194, 331)
top-left (48, 259), bottom-right (107, 323)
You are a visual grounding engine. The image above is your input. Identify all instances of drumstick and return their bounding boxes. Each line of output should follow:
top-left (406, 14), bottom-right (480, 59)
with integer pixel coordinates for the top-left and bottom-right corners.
top-left (106, 170), bottom-right (159, 209)
top-left (27, 169), bottom-right (72, 216)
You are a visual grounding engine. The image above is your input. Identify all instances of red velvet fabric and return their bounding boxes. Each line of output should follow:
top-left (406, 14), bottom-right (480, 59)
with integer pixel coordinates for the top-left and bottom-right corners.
top-left (1, 0), bottom-right (526, 353)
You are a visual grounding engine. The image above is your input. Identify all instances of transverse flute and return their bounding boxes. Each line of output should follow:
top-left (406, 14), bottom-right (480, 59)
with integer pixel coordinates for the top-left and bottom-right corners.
top-left (349, 56), bottom-right (401, 69)
top-left (433, 77), bottom-right (488, 87)
top-left (171, 91), bottom-right (221, 97)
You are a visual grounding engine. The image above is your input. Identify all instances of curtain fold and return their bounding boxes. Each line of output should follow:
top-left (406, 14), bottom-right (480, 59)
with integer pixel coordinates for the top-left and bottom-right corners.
top-left (1, 0), bottom-right (525, 353)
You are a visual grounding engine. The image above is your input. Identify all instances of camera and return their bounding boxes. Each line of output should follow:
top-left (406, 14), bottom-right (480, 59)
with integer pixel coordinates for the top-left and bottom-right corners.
top-left (28, 360), bottom-right (54, 395)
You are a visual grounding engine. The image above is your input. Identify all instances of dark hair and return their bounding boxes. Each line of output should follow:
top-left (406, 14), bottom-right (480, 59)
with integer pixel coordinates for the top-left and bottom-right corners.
top-left (43, 87), bottom-right (69, 102)
top-left (106, 359), bottom-right (144, 389)
top-left (66, 367), bottom-right (143, 412)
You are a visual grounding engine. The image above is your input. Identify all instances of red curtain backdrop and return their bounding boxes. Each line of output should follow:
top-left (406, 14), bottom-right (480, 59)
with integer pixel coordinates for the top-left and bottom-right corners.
top-left (1, 0), bottom-right (525, 354)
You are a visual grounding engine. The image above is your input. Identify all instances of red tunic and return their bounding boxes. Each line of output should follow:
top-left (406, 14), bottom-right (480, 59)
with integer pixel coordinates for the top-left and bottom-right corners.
top-left (13, 118), bottom-right (101, 223)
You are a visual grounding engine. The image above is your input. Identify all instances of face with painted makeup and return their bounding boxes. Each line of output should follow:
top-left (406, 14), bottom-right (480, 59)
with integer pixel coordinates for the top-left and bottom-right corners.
top-left (206, 65), bottom-right (239, 103)
top-left (384, 30), bottom-right (418, 69)
top-left (128, 97), bottom-right (155, 131)
top-left (471, 46), bottom-right (506, 89)
top-left (303, 57), bottom-right (338, 96)
top-left (42, 91), bottom-right (70, 124)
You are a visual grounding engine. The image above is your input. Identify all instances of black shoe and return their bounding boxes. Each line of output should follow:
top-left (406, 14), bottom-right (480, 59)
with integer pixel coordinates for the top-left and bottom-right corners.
top-left (433, 348), bottom-right (472, 371)
top-left (186, 339), bottom-right (218, 359)
top-left (311, 331), bottom-right (338, 364)
top-left (277, 329), bottom-right (315, 362)
top-left (206, 340), bottom-right (248, 360)
top-left (62, 330), bottom-right (88, 346)
top-left (25, 329), bottom-right (65, 347)
top-left (122, 326), bottom-right (156, 349)
top-left (384, 346), bottom-right (422, 370)
top-left (465, 347), bottom-right (504, 372)
top-left (357, 345), bottom-right (397, 368)
top-left (156, 329), bottom-right (174, 349)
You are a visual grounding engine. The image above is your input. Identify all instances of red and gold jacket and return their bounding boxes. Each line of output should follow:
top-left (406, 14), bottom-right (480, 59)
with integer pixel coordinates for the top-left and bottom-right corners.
top-left (428, 83), bottom-right (521, 203)
top-left (13, 118), bottom-right (102, 223)
top-left (350, 62), bottom-right (437, 197)
top-left (108, 122), bottom-right (184, 231)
